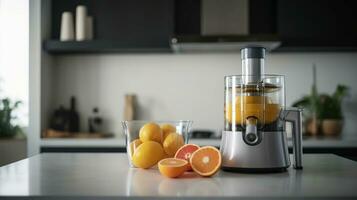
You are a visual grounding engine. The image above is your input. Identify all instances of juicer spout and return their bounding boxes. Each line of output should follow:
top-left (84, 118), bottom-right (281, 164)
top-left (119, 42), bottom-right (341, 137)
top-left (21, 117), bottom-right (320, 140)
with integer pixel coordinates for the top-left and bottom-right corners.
top-left (244, 117), bottom-right (260, 145)
top-left (281, 108), bottom-right (303, 169)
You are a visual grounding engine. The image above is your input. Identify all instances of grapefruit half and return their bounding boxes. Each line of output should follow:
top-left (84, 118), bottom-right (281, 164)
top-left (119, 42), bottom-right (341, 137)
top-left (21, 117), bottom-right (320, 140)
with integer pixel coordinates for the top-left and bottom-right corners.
top-left (174, 144), bottom-right (200, 171)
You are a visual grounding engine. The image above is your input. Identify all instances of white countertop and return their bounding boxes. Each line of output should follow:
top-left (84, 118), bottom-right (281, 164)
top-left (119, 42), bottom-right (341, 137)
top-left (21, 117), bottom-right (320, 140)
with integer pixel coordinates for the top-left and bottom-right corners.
top-left (40, 135), bottom-right (357, 148)
top-left (40, 138), bottom-right (220, 148)
top-left (1, 153), bottom-right (357, 199)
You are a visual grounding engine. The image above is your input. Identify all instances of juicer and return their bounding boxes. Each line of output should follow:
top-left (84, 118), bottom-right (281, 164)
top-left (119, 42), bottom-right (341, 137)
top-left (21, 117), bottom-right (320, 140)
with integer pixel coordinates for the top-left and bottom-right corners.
top-left (220, 47), bottom-right (303, 173)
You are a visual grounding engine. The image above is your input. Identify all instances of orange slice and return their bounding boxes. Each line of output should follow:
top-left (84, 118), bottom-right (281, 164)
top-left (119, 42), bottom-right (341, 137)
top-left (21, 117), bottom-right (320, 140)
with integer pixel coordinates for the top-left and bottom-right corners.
top-left (174, 144), bottom-right (200, 171)
top-left (190, 146), bottom-right (221, 177)
top-left (158, 158), bottom-right (188, 178)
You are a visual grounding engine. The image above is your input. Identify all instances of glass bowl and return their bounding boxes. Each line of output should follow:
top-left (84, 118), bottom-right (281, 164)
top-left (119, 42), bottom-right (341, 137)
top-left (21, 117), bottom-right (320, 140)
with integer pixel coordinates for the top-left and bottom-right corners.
top-left (121, 120), bottom-right (193, 168)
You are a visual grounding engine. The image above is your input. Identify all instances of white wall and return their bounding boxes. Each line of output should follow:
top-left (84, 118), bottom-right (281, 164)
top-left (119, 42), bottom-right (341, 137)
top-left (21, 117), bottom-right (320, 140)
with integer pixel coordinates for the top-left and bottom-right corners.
top-left (49, 52), bottom-right (357, 137)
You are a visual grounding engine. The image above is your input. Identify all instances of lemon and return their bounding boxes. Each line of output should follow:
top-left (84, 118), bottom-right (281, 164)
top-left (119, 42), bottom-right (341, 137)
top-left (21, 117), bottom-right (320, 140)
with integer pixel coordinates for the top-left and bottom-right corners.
top-left (129, 139), bottom-right (142, 157)
top-left (132, 141), bottom-right (164, 169)
top-left (139, 122), bottom-right (162, 143)
top-left (163, 133), bottom-right (184, 157)
top-left (160, 124), bottom-right (176, 141)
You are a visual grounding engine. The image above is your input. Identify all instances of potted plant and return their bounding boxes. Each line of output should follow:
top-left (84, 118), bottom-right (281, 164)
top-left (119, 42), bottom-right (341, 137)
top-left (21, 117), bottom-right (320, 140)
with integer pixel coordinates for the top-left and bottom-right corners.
top-left (319, 85), bottom-right (349, 136)
top-left (0, 97), bottom-right (27, 166)
top-left (293, 85), bottom-right (349, 136)
top-left (292, 65), bottom-right (349, 136)
top-left (0, 98), bottom-right (23, 138)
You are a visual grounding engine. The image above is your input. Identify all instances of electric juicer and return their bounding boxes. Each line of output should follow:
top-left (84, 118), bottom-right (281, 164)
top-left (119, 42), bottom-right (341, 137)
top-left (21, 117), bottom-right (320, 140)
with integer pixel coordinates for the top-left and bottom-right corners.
top-left (220, 47), bottom-right (303, 172)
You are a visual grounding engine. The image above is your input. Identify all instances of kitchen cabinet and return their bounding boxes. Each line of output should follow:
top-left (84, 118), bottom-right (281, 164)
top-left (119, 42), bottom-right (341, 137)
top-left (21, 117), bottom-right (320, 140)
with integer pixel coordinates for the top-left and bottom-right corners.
top-left (1, 153), bottom-right (357, 199)
top-left (44, 0), bottom-right (357, 53)
top-left (276, 0), bottom-right (357, 51)
top-left (45, 0), bottom-right (174, 53)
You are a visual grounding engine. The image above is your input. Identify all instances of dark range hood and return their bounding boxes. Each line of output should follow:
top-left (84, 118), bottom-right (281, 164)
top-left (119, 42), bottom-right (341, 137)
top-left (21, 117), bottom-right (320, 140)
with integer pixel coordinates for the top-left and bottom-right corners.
top-left (170, 35), bottom-right (281, 52)
top-left (171, 0), bottom-right (281, 53)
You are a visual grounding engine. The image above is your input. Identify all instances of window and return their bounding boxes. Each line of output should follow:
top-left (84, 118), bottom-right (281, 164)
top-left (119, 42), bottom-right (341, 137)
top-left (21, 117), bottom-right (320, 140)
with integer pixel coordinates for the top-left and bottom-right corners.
top-left (0, 0), bottom-right (29, 127)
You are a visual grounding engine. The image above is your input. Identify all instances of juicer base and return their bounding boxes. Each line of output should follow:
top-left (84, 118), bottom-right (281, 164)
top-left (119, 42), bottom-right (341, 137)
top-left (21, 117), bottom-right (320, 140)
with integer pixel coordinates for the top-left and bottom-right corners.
top-left (221, 166), bottom-right (288, 173)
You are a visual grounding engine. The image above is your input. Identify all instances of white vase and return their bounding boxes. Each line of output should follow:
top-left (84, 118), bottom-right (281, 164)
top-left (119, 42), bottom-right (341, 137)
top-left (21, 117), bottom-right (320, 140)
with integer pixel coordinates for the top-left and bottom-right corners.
top-left (60, 12), bottom-right (74, 41)
top-left (76, 5), bottom-right (87, 41)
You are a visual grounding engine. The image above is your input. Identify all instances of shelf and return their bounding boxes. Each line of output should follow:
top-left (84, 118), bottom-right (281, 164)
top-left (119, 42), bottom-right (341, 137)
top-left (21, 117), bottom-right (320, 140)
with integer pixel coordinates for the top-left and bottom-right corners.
top-left (43, 40), bottom-right (172, 54)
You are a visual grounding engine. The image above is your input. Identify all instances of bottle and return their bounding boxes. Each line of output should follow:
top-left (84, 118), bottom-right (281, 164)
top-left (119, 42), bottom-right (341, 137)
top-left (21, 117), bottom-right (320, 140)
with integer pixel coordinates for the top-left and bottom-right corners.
top-left (68, 96), bottom-right (80, 132)
top-left (123, 94), bottom-right (136, 121)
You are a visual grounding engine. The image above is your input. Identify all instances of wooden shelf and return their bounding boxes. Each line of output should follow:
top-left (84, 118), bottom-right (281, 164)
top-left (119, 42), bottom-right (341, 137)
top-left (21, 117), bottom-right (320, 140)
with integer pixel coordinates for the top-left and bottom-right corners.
top-left (43, 40), bottom-right (172, 54)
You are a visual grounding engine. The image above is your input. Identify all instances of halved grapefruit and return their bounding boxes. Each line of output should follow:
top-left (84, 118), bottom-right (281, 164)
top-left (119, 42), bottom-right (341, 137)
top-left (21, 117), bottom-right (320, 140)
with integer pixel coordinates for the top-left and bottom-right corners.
top-left (174, 144), bottom-right (200, 171)
top-left (190, 146), bottom-right (221, 177)
top-left (158, 158), bottom-right (188, 178)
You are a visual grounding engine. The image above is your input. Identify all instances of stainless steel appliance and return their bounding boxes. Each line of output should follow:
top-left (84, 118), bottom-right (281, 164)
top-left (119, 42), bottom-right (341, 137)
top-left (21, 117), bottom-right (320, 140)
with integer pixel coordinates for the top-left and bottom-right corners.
top-left (220, 47), bottom-right (303, 172)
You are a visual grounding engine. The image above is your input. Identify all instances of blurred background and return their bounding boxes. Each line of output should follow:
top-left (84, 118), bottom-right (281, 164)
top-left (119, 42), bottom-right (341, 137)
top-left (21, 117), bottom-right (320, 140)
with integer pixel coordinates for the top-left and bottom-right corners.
top-left (1, 0), bottom-right (357, 165)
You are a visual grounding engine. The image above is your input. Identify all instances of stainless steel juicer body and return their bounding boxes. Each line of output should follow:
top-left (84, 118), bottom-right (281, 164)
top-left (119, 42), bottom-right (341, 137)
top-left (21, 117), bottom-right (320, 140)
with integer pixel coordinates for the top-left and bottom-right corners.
top-left (220, 47), bottom-right (303, 173)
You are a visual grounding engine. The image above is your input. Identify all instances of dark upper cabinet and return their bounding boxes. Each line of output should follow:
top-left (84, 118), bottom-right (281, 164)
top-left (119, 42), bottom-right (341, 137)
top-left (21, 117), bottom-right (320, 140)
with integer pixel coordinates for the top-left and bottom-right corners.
top-left (45, 0), bottom-right (357, 53)
top-left (249, 0), bottom-right (277, 35)
top-left (174, 0), bottom-right (201, 35)
top-left (172, 0), bottom-right (357, 52)
top-left (276, 0), bottom-right (357, 51)
top-left (46, 0), bottom-right (174, 53)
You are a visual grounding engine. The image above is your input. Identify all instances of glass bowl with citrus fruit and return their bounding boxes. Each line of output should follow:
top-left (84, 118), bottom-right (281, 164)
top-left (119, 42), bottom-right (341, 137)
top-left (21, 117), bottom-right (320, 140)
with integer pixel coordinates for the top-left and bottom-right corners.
top-left (121, 120), bottom-right (193, 168)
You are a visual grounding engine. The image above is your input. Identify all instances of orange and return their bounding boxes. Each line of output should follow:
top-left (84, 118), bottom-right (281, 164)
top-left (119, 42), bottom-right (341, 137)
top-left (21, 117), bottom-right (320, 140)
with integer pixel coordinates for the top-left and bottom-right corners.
top-left (139, 122), bottom-right (162, 143)
top-left (129, 139), bottom-right (142, 157)
top-left (158, 158), bottom-right (188, 178)
top-left (225, 96), bottom-right (280, 125)
top-left (190, 146), bottom-right (221, 177)
top-left (132, 141), bottom-right (164, 169)
top-left (160, 124), bottom-right (176, 142)
top-left (174, 144), bottom-right (200, 171)
top-left (163, 133), bottom-right (184, 157)
top-left (162, 152), bottom-right (171, 159)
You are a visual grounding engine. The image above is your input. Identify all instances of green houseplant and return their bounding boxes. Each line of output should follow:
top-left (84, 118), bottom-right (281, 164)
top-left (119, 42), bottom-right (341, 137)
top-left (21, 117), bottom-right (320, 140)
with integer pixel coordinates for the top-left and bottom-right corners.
top-left (0, 98), bottom-right (22, 138)
top-left (319, 85), bottom-right (349, 135)
top-left (293, 85), bottom-right (349, 136)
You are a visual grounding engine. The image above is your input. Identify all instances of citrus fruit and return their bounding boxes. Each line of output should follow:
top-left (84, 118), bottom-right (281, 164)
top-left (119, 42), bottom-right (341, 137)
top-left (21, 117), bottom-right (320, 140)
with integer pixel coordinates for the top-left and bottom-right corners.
top-left (132, 141), bottom-right (164, 169)
top-left (160, 124), bottom-right (176, 141)
top-left (162, 152), bottom-right (171, 159)
top-left (163, 133), bottom-right (184, 157)
top-left (174, 144), bottom-right (200, 171)
top-left (225, 96), bottom-right (280, 125)
top-left (139, 122), bottom-right (162, 143)
top-left (158, 158), bottom-right (188, 178)
top-left (129, 139), bottom-right (142, 157)
top-left (190, 146), bottom-right (221, 177)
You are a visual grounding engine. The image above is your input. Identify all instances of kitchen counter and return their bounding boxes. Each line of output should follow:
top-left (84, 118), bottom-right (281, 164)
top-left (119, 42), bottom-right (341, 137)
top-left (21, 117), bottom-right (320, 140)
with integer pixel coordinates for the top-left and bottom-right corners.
top-left (40, 134), bottom-right (357, 148)
top-left (40, 136), bottom-right (357, 161)
top-left (1, 153), bottom-right (357, 199)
